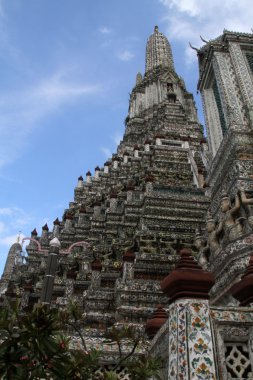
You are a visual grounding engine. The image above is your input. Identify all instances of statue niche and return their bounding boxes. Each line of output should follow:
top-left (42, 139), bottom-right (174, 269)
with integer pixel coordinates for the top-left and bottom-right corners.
top-left (207, 212), bottom-right (223, 256)
top-left (219, 191), bottom-right (243, 243)
top-left (195, 212), bottom-right (223, 268)
top-left (240, 189), bottom-right (253, 229)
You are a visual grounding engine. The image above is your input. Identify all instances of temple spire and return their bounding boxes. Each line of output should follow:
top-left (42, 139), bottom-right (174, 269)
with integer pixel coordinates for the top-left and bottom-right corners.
top-left (145, 26), bottom-right (174, 73)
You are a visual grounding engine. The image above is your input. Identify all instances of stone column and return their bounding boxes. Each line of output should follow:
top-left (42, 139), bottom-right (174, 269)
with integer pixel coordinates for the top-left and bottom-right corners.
top-left (149, 248), bottom-right (217, 380)
top-left (145, 175), bottom-right (154, 195)
top-left (40, 224), bottom-right (49, 247)
top-left (53, 218), bottom-right (61, 237)
top-left (155, 135), bottom-right (162, 145)
top-left (201, 88), bottom-right (223, 156)
top-left (93, 201), bottom-right (101, 218)
top-left (122, 248), bottom-right (135, 282)
top-left (91, 259), bottom-right (102, 288)
top-left (109, 193), bottom-right (118, 212)
top-left (77, 175), bottom-right (83, 188)
top-left (40, 237), bottom-right (61, 305)
top-left (78, 207), bottom-right (86, 225)
top-left (134, 145), bottom-right (139, 158)
top-left (104, 162), bottom-right (109, 174)
top-left (94, 166), bottom-right (100, 179)
top-left (64, 214), bottom-right (73, 231)
top-left (213, 52), bottom-right (244, 126)
top-left (113, 158), bottom-right (119, 169)
top-left (163, 299), bottom-right (217, 380)
top-left (229, 43), bottom-right (253, 107)
top-left (86, 170), bottom-right (92, 183)
top-left (144, 140), bottom-right (150, 152)
top-left (126, 184), bottom-right (134, 202)
top-left (123, 152), bottom-right (129, 163)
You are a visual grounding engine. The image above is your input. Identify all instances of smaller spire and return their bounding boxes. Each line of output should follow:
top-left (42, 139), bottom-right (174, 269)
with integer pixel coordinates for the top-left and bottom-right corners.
top-left (161, 248), bottom-right (215, 303)
top-left (65, 213), bottom-right (73, 220)
top-left (123, 247), bottom-right (135, 262)
top-left (145, 26), bottom-right (175, 72)
top-left (53, 218), bottom-right (60, 226)
top-left (79, 206), bottom-right (86, 214)
top-left (31, 228), bottom-right (38, 236)
top-left (146, 304), bottom-right (168, 339)
top-left (42, 223), bottom-right (49, 231)
top-left (91, 258), bottom-right (102, 272)
top-left (136, 72), bottom-right (142, 85)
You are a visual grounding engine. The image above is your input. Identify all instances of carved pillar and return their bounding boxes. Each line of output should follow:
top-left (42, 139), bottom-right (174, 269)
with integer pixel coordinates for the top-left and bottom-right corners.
top-left (150, 248), bottom-right (216, 380)
top-left (202, 88), bottom-right (223, 156)
top-left (122, 248), bottom-right (135, 282)
top-left (104, 163), bottom-right (109, 174)
top-left (94, 166), bottom-right (100, 179)
top-left (93, 202), bottom-right (101, 219)
top-left (40, 237), bottom-right (61, 305)
top-left (91, 259), bottom-right (102, 288)
top-left (109, 193), bottom-right (117, 212)
top-left (213, 52), bottom-right (244, 126)
top-left (229, 43), bottom-right (253, 106)
top-left (53, 218), bottom-right (61, 237)
top-left (86, 170), bottom-right (92, 183)
top-left (77, 175), bottom-right (83, 188)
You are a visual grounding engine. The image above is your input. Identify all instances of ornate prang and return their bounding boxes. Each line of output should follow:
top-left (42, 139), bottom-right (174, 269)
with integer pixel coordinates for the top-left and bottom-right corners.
top-left (4, 27), bottom-right (253, 378)
top-left (145, 304), bottom-right (168, 339)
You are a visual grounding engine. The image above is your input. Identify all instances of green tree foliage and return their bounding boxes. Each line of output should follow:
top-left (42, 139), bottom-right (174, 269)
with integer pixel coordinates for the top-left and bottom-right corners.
top-left (0, 300), bottom-right (161, 379)
top-left (0, 301), bottom-right (99, 379)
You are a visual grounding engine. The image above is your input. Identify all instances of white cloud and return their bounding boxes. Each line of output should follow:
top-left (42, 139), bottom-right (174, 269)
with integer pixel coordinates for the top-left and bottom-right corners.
top-left (100, 131), bottom-right (123, 159)
top-left (0, 207), bottom-right (29, 266)
top-left (0, 70), bottom-right (101, 168)
top-left (99, 26), bottom-right (111, 34)
top-left (33, 73), bottom-right (99, 105)
top-left (0, 207), bottom-right (14, 216)
top-left (0, 0), bottom-right (5, 18)
top-left (0, 222), bottom-right (7, 234)
top-left (0, 206), bottom-right (50, 263)
top-left (0, 233), bottom-right (25, 247)
top-left (0, 206), bottom-right (35, 273)
top-left (0, 207), bottom-right (32, 230)
top-left (159, 0), bottom-right (253, 64)
top-left (117, 50), bottom-right (134, 61)
top-left (101, 147), bottom-right (112, 158)
top-left (113, 132), bottom-right (123, 146)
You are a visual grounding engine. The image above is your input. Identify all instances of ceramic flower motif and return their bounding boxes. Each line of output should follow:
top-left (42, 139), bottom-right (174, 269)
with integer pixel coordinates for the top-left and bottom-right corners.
top-left (192, 316), bottom-right (206, 330)
top-left (193, 338), bottom-right (208, 354)
top-left (191, 356), bottom-right (215, 380)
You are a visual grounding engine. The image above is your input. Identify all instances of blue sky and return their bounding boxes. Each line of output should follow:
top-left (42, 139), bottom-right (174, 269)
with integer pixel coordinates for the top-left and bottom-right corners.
top-left (1, 0), bottom-right (253, 275)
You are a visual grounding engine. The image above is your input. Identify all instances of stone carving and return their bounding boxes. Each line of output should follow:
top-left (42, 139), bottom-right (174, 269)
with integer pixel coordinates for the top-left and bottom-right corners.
top-left (240, 189), bottom-right (253, 229)
top-left (219, 191), bottom-right (243, 242)
top-left (214, 52), bottom-right (244, 125)
top-left (230, 42), bottom-right (253, 107)
top-left (202, 88), bottom-right (223, 156)
top-left (145, 26), bottom-right (175, 72)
